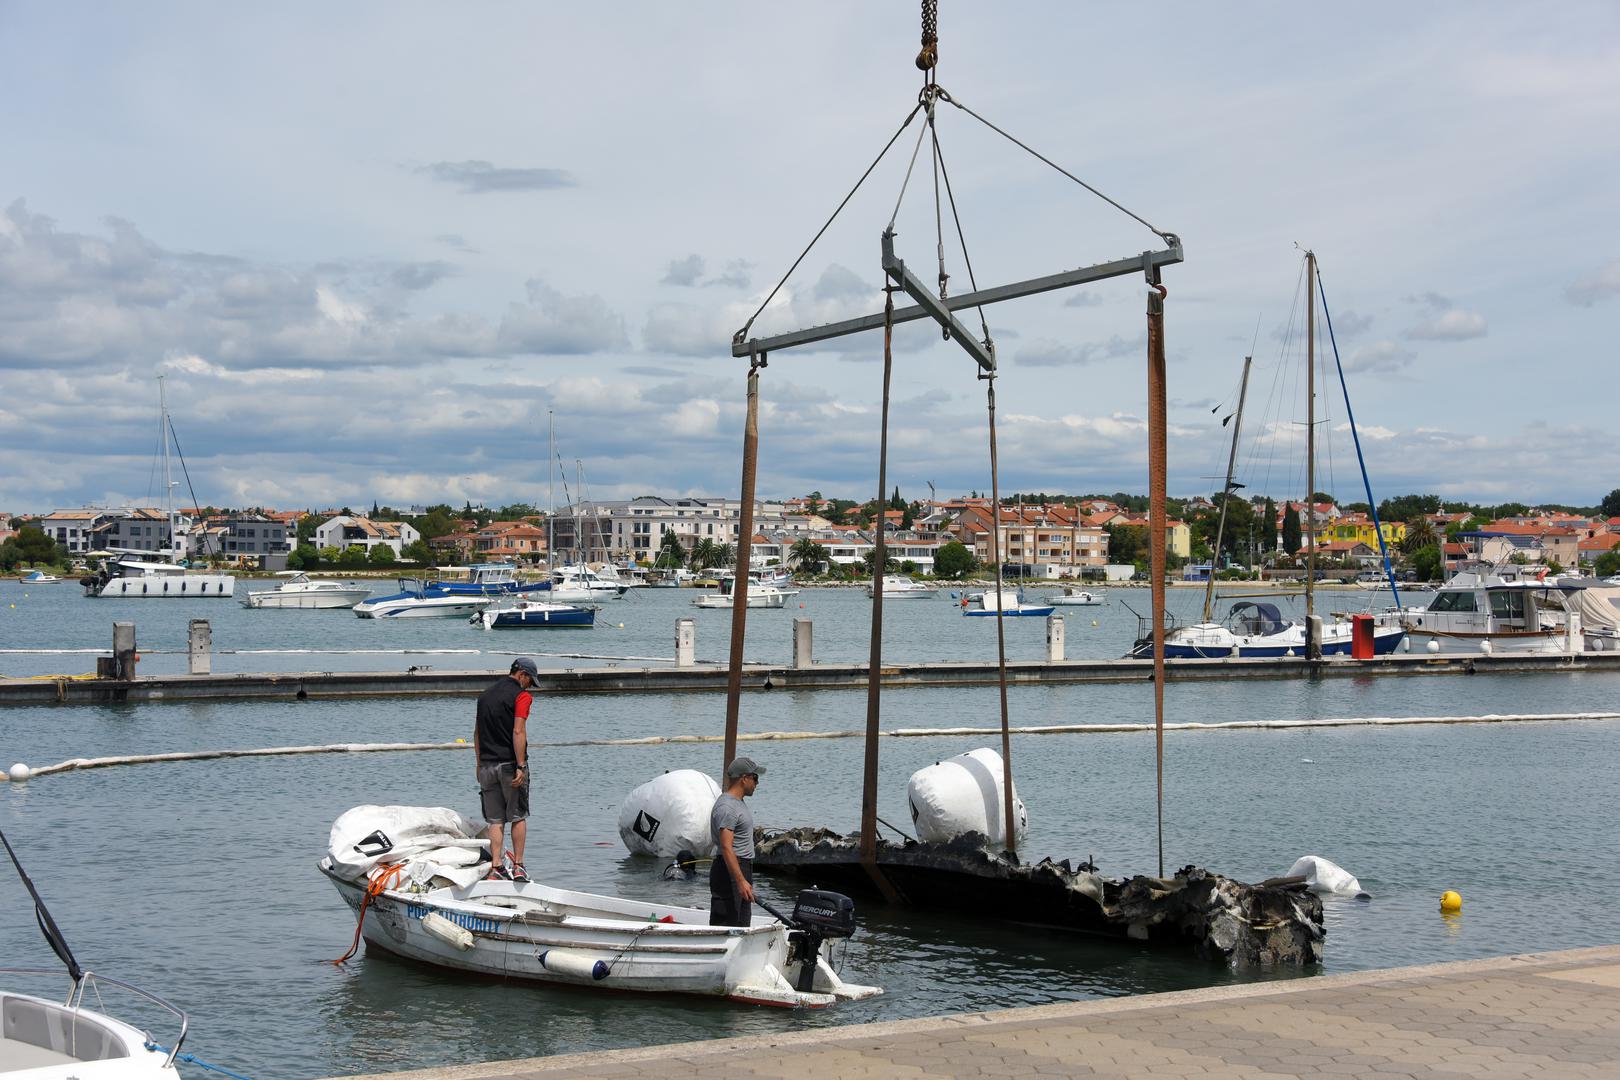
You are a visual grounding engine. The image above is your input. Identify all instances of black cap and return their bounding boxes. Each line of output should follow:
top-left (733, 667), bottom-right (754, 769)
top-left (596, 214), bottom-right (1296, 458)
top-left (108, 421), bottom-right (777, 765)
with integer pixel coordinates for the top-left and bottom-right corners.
top-left (511, 657), bottom-right (540, 680)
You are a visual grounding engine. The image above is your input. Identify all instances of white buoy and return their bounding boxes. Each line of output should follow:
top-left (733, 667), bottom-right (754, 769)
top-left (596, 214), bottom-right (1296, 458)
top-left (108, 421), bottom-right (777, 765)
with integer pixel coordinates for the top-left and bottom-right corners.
top-left (1426, 639), bottom-right (1441, 654)
top-left (8, 763), bottom-right (30, 782)
top-left (1480, 639), bottom-right (1493, 655)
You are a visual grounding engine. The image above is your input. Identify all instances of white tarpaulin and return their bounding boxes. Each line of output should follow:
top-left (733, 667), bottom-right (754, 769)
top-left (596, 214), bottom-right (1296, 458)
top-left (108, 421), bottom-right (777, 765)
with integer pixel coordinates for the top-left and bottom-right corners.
top-left (617, 769), bottom-right (722, 857)
top-left (327, 804), bottom-right (488, 889)
top-left (906, 747), bottom-right (1028, 847)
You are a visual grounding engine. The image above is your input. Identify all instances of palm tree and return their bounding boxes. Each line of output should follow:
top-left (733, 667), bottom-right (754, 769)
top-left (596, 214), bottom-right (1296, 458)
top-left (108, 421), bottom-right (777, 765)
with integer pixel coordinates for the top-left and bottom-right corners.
top-left (688, 538), bottom-right (717, 571)
top-left (790, 537), bottom-right (829, 574)
top-left (1399, 517), bottom-right (1439, 556)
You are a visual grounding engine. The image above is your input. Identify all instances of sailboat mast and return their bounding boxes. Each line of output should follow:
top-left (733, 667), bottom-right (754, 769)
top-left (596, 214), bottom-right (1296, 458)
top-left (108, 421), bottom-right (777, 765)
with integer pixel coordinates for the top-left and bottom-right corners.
top-left (1305, 250), bottom-right (1318, 654)
top-left (1202, 355), bottom-right (1252, 623)
top-left (159, 376), bottom-right (178, 563)
top-left (547, 411), bottom-right (555, 569)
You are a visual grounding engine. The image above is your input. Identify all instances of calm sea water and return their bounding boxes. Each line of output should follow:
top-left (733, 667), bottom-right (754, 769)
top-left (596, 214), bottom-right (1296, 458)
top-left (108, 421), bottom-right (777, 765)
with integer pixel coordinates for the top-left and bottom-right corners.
top-left (2, 580), bottom-right (1617, 1078)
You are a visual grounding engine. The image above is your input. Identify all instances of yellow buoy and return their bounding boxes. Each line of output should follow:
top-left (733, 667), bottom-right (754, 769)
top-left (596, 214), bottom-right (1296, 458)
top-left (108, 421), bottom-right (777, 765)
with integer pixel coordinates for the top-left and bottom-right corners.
top-left (1439, 890), bottom-right (1462, 913)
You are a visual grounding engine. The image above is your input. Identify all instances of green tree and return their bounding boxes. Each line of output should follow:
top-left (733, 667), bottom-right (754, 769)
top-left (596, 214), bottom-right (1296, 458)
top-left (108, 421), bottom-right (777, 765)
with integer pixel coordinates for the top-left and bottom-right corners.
top-left (861, 548), bottom-right (898, 575)
top-left (1261, 497), bottom-right (1278, 558)
top-left (286, 544), bottom-right (316, 570)
top-left (933, 540), bottom-right (976, 580)
top-left (688, 538), bottom-right (717, 571)
top-left (296, 514), bottom-right (320, 544)
top-left (402, 539), bottom-right (434, 564)
top-left (414, 508), bottom-right (457, 539)
top-left (368, 545), bottom-right (397, 567)
top-left (789, 538), bottom-right (828, 573)
top-left (1282, 505), bottom-right (1302, 556)
top-left (1600, 490), bottom-right (1620, 519)
top-left (1411, 544), bottom-right (1443, 581)
top-left (339, 546), bottom-right (370, 567)
top-left (1377, 494), bottom-right (1442, 522)
top-left (1594, 548), bottom-right (1620, 578)
top-left (655, 531), bottom-right (686, 569)
top-left (712, 543), bottom-right (734, 568)
top-left (319, 545), bottom-right (344, 564)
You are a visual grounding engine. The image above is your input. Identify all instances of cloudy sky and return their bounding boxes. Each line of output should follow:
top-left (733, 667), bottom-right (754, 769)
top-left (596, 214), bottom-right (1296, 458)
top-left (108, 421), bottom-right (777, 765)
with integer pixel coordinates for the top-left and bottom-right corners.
top-left (2, 4), bottom-right (1616, 515)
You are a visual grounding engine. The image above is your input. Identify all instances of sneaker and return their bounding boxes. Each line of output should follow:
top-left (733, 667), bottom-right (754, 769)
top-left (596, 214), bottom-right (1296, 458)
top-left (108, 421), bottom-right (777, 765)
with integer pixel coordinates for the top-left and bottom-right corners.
top-left (484, 866), bottom-right (511, 882)
top-left (510, 861), bottom-right (530, 883)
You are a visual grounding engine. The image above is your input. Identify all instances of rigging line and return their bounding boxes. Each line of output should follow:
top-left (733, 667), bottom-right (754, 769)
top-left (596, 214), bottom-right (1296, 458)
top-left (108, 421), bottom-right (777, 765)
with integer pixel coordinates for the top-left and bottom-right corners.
top-left (886, 99), bottom-right (936, 233)
top-left (1317, 264), bottom-right (1403, 609)
top-left (936, 88), bottom-right (1172, 243)
top-left (735, 102), bottom-right (925, 344)
top-left (167, 418), bottom-right (212, 558)
top-left (932, 126), bottom-right (993, 344)
top-left (929, 107), bottom-right (947, 301)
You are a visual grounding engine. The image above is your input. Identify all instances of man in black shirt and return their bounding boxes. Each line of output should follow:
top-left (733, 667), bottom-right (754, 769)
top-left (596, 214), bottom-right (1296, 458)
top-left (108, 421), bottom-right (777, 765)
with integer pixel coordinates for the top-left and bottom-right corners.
top-left (474, 657), bottom-right (537, 881)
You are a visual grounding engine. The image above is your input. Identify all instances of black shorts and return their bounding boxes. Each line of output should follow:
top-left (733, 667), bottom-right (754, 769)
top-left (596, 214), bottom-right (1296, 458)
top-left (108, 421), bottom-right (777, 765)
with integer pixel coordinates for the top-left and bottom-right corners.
top-left (709, 857), bottom-right (754, 927)
top-left (478, 762), bottom-right (530, 824)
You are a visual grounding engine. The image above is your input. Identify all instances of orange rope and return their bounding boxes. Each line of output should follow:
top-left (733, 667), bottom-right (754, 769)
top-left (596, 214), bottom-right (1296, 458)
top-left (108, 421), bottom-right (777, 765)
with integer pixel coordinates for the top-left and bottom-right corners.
top-left (332, 863), bottom-right (406, 965)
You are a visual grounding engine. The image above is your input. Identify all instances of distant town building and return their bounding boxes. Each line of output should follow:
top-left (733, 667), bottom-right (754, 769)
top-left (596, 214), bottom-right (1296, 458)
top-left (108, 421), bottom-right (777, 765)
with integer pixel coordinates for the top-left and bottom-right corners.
top-left (314, 515), bottom-right (420, 557)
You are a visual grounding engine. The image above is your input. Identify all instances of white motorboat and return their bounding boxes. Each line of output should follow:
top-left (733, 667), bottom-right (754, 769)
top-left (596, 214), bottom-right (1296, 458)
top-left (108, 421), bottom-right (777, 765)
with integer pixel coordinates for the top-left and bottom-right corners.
top-left (81, 558), bottom-right (236, 599)
top-left (320, 806), bottom-right (880, 1008)
top-left (3, 830), bottom-right (190, 1078)
top-left (693, 576), bottom-right (794, 609)
top-left (1045, 585), bottom-right (1104, 606)
top-left (960, 588), bottom-right (1054, 617)
top-left (19, 570), bottom-right (61, 585)
top-left (549, 565), bottom-right (628, 603)
top-left (1387, 570), bottom-right (1586, 653)
top-left (242, 571), bottom-right (371, 609)
top-left (355, 589), bottom-right (495, 619)
top-left (865, 575), bottom-right (938, 599)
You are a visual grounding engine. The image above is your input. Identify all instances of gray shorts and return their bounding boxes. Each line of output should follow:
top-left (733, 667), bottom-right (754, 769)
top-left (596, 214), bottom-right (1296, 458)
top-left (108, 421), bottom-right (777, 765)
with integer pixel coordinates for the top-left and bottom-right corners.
top-left (478, 762), bottom-right (530, 824)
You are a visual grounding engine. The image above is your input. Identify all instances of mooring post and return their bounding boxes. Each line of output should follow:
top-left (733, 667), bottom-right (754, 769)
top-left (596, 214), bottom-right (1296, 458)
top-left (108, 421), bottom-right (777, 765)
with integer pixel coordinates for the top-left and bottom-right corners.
top-left (113, 622), bottom-right (137, 680)
top-left (188, 619), bottom-right (212, 675)
top-left (1046, 614), bottom-right (1065, 662)
top-left (1567, 612), bottom-right (1583, 655)
top-left (675, 618), bottom-right (695, 668)
top-left (793, 618), bottom-right (814, 669)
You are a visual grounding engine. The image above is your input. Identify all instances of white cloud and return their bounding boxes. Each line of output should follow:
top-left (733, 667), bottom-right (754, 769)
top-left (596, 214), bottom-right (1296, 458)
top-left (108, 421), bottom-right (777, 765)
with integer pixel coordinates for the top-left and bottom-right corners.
top-left (1344, 340), bottom-right (1415, 373)
top-left (1566, 262), bottom-right (1620, 307)
top-left (1406, 308), bottom-right (1487, 341)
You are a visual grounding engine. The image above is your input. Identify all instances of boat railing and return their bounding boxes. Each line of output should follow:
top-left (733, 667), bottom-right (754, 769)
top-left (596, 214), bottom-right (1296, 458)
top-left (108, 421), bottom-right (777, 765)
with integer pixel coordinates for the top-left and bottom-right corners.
top-left (0, 966), bottom-right (188, 1067)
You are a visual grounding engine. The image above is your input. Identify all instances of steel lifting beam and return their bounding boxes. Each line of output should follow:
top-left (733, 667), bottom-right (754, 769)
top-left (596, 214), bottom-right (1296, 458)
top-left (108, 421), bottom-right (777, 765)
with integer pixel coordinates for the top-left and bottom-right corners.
top-left (731, 237), bottom-right (1184, 359)
top-left (879, 231), bottom-right (995, 372)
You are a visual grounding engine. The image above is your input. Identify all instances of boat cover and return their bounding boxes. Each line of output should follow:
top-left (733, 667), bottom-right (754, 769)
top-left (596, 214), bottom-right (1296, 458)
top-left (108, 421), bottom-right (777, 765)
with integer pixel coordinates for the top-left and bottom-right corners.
top-left (906, 748), bottom-right (1027, 847)
top-left (1551, 585), bottom-right (1620, 634)
top-left (327, 805), bottom-right (488, 889)
top-left (1227, 601), bottom-right (1288, 636)
top-left (617, 769), bottom-right (722, 857)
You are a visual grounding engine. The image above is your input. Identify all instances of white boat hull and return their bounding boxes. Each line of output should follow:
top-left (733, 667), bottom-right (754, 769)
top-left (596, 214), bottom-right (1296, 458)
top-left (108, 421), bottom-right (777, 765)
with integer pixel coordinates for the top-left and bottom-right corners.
top-left (85, 573), bottom-right (236, 598)
top-left (354, 596), bottom-right (493, 619)
top-left (244, 586), bottom-right (371, 609)
top-left (0, 988), bottom-right (180, 1077)
top-left (1046, 591), bottom-right (1103, 606)
top-left (693, 592), bottom-right (788, 609)
top-left (321, 865), bottom-right (879, 1008)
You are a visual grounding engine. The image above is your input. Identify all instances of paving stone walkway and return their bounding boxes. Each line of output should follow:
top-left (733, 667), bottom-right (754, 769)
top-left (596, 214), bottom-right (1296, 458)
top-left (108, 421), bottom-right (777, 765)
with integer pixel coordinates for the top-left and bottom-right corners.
top-left (333, 945), bottom-right (1620, 1079)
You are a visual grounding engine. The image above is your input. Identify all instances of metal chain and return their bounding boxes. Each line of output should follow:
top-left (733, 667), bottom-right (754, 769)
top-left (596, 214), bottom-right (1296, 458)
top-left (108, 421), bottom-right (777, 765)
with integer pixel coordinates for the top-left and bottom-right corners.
top-left (917, 0), bottom-right (938, 72)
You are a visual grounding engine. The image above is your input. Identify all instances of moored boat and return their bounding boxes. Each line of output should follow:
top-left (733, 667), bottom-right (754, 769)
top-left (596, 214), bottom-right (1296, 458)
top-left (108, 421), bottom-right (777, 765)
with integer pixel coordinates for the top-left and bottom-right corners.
top-left (474, 598), bottom-right (596, 629)
top-left (243, 571), bottom-right (371, 609)
top-left (82, 558), bottom-right (236, 599)
top-left (354, 563), bottom-right (539, 618)
top-left (866, 574), bottom-right (938, 599)
top-left (319, 806), bottom-right (880, 1008)
top-left (960, 588), bottom-right (1054, 617)
top-left (1045, 585), bottom-right (1103, 606)
top-left (19, 570), bottom-right (61, 585)
top-left (693, 575), bottom-right (794, 609)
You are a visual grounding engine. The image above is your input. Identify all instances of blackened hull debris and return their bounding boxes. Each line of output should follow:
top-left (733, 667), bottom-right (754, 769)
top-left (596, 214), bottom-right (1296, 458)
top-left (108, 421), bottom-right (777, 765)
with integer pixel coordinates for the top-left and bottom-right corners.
top-left (753, 827), bottom-right (1324, 968)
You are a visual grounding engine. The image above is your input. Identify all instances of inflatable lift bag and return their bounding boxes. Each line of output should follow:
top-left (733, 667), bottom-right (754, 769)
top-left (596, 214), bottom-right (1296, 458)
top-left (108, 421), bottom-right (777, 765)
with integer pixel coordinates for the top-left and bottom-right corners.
top-left (906, 748), bottom-right (1028, 846)
top-left (617, 769), bottom-right (722, 856)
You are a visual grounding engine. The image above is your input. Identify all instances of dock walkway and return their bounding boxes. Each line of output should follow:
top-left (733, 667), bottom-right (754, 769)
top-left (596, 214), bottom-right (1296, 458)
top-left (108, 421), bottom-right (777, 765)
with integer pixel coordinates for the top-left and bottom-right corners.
top-left (328, 945), bottom-right (1620, 1079)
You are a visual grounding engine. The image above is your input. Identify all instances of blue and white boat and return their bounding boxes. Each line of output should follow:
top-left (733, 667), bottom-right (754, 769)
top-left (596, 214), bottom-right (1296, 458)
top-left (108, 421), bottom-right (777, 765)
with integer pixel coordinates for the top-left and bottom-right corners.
top-left (960, 588), bottom-right (1054, 617)
top-left (1130, 601), bottom-right (1406, 658)
top-left (475, 598), bottom-right (597, 629)
top-left (19, 570), bottom-right (61, 584)
top-left (355, 563), bottom-right (546, 619)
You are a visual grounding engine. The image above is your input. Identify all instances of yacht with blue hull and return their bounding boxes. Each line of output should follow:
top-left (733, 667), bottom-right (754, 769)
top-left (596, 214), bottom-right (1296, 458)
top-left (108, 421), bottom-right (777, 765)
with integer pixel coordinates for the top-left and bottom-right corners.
top-left (354, 563), bottom-right (547, 618)
top-left (475, 599), bottom-right (597, 629)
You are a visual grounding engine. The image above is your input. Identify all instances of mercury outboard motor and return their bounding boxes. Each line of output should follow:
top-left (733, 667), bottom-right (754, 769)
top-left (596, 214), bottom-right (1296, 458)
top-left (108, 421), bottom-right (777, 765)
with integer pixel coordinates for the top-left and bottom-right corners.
top-left (760, 888), bottom-right (858, 993)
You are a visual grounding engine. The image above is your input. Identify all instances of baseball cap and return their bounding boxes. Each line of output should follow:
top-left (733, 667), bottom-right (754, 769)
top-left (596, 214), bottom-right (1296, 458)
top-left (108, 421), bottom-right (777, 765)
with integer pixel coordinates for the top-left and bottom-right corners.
top-left (511, 657), bottom-right (540, 680)
top-left (726, 756), bottom-right (765, 780)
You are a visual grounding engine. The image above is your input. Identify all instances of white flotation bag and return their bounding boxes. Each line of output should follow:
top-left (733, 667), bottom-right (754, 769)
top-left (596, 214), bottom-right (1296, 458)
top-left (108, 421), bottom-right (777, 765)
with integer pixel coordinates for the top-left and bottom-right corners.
top-left (906, 748), bottom-right (1028, 847)
top-left (617, 769), bottom-right (722, 857)
top-left (1286, 855), bottom-right (1368, 897)
top-left (327, 805), bottom-right (488, 887)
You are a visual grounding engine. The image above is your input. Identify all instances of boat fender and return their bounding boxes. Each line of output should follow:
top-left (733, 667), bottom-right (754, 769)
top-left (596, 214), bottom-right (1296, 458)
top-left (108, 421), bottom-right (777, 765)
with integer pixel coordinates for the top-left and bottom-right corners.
top-left (421, 911), bottom-right (475, 951)
top-left (540, 948), bottom-right (610, 980)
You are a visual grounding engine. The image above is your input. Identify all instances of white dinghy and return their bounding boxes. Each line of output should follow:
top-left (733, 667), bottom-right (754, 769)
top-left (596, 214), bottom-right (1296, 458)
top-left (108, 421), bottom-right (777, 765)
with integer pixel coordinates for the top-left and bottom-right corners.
top-left (320, 806), bottom-right (881, 1008)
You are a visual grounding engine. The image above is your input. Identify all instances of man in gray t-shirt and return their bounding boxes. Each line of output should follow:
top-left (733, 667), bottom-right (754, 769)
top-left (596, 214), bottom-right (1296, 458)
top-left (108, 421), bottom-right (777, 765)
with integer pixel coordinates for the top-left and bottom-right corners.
top-left (709, 756), bottom-right (765, 926)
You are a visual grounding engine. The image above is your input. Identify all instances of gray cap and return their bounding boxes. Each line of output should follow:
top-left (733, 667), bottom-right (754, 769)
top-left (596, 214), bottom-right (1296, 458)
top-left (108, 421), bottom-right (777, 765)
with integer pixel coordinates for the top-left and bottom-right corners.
top-left (726, 756), bottom-right (765, 780)
top-left (511, 657), bottom-right (540, 680)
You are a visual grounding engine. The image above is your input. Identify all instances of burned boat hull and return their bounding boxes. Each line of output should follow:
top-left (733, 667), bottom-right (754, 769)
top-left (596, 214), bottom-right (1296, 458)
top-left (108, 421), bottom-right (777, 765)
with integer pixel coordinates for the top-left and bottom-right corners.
top-left (754, 828), bottom-right (1323, 968)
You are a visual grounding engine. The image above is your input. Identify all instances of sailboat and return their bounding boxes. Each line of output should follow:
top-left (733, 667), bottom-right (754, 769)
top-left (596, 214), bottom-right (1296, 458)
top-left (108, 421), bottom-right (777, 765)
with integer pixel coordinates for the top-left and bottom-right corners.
top-left (82, 378), bottom-right (237, 599)
top-left (1129, 252), bottom-right (1404, 659)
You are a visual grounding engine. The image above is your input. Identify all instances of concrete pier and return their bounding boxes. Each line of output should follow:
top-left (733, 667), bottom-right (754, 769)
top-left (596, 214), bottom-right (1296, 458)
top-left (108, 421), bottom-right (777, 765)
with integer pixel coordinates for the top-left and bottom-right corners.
top-left (323, 944), bottom-right (1620, 1079)
top-left (2, 649), bottom-right (1618, 705)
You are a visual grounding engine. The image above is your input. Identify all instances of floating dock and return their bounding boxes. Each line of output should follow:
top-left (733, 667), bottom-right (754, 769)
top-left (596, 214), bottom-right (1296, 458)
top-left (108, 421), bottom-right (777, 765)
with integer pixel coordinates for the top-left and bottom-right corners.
top-left (4, 650), bottom-right (1618, 705)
